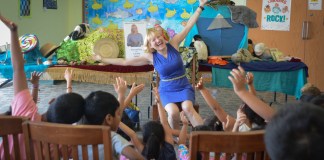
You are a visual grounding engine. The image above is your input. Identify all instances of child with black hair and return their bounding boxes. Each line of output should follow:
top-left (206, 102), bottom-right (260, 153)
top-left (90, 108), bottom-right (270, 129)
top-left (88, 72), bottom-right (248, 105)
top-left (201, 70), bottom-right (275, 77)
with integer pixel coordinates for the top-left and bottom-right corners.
top-left (0, 14), bottom-right (85, 159)
top-left (118, 87), bottom-right (190, 160)
top-left (81, 77), bottom-right (144, 160)
top-left (265, 102), bottom-right (324, 160)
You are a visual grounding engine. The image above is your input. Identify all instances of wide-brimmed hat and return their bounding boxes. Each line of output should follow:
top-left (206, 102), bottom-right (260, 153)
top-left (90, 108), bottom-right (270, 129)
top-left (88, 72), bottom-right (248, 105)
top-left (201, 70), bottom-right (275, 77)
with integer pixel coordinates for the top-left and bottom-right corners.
top-left (93, 38), bottom-right (119, 58)
top-left (40, 43), bottom-right (60, 58)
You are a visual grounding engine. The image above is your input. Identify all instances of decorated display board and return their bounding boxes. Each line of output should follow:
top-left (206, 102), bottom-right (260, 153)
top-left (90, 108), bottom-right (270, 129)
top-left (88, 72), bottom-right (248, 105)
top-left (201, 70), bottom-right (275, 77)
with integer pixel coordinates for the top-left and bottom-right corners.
top-left (83, 0), bottom-right (200, 37)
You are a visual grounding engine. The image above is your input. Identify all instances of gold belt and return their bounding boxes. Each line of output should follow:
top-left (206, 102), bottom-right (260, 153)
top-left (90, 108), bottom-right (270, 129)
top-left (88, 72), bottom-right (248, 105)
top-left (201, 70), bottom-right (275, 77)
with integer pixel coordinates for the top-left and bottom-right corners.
top-left (161, 74), bottom-right (186, 82)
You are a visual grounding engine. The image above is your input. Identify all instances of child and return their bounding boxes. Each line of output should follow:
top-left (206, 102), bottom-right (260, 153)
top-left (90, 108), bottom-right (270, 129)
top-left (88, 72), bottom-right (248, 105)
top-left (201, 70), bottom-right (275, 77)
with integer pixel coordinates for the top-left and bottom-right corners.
top-left (0, 14), bottom-right (85, 159)
top-left (228, 66), bottom-right (275, 121)
top-left (81, 77), bottom-right (144, 160)
top-left (119, 87), bottom-right (190, 159)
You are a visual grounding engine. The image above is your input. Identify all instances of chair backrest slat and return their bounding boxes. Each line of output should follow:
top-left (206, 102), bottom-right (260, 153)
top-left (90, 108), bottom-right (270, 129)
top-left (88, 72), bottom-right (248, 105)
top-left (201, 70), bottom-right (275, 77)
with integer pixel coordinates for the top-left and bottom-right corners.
top-left (23, 121), bottom-right (113, 160)
top-left (0, 116), bottom-right (28, 160)
top-left (189, 130), bottom-right (269, 160)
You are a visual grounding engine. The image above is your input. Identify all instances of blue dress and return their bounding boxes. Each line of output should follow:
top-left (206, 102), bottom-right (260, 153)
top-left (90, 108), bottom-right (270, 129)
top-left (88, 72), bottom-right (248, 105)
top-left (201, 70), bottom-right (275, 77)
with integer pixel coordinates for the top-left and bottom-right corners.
top-left (153, 43), bottom-right (195, 107)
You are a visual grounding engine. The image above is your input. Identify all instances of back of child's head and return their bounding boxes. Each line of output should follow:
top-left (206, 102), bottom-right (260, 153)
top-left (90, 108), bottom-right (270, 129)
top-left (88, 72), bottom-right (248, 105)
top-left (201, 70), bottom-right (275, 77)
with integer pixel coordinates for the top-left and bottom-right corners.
top-left (241, 103), bottom-right (266, 127)
top-left (192, 125), bottom-right (213, 131)
top-left (301, 83), bottom-right (321, 96)
top-left (310, 95), bottom-right (324, 109)
top-left (84, 91), bottom-right (119, 125)
top-left (142, 121), bottom-right (165, 159)
top-left (203, 115), bottom-right (223, 131)
top-left (265, 102), bottom-right (324, 160)
top-left (46, 93), bottom-right (85, 124)
top-left (248, 39), bottom-right (253, 44)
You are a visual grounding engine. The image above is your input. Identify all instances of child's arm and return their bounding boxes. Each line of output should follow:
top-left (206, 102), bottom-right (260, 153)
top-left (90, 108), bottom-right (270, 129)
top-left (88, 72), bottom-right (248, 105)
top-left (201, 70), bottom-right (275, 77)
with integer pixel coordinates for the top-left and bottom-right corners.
top-left (64, 68), bottom-right (73, 93)
top-left (123, 83), bottom-right (145, 110)
top-left (153, 87), bottom-right (174, 145)
top-left (228, 66), bottom-right (275, 121)
top-left (121, 146), bottom-right (145, 160)
top-left (246, 72), bottom-right (257, 96)
top-left (30, 71), bottom-right (42, 103)
top-left (0, 14), bottom-right (27, 95)
top-left (119, 122), bottom-right (144, 152)
top-left (178, 111), bottom-right (189, 145)
top-left (232, 108), bottom-right (248, 132)
top-left (114, 77), bottom-right (127, 110)
top-left (196, 78), bottom-right (236, 130)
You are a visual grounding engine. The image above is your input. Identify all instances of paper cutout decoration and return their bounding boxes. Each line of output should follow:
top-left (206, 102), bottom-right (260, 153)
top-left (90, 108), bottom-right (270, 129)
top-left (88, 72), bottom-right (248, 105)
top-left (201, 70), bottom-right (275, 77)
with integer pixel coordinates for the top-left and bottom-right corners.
top-left (207, 14), bottom-right (232, 30)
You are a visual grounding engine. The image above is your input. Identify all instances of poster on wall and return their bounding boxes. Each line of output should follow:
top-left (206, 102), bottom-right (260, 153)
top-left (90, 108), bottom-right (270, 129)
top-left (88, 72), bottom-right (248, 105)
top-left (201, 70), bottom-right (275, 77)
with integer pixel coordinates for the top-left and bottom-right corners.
top-left (308, 0), bottom-right (322, 10)
top-left (123, 21), bottom-right (147, 59)
top-left (261, 0), bottom-right (291, 31)
top-left (20, 0), bottom-right (31, 17)
top-left (43, 0), bottom-right (58, 9)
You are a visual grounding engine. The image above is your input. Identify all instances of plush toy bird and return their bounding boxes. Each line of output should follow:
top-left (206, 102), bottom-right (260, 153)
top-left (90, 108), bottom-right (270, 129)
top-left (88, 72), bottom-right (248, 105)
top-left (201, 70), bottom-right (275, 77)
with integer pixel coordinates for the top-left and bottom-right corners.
top-left (64, 23), bottom-right (90, 42)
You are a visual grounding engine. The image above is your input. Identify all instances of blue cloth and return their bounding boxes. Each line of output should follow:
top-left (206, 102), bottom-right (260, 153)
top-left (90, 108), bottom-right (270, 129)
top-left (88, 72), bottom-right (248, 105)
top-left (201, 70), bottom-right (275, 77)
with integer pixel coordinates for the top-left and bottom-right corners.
top-left (202, 61), bottom-right (308, 76)
top-left (153, 44), bottom-right (195, 107)
top-left (185, 5), bottom-right (248, 56)
top-left (0, 64), bottom-right (49, 79)
top-left (210, 62), bottom-right (308, 98)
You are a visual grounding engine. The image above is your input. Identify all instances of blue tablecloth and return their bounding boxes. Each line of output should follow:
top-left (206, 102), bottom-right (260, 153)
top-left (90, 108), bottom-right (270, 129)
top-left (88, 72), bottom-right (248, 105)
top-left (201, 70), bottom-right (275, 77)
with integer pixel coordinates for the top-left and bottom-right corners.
top-left (208, 61), bottom-right (308, 98)
top-left (0, 64), bottom-right (49, 79)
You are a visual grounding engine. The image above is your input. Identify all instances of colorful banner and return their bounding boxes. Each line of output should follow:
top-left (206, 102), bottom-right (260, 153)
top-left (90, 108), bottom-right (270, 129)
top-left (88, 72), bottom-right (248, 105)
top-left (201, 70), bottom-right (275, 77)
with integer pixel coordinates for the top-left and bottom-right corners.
top-left (261, 0), bottom-right (291, 31)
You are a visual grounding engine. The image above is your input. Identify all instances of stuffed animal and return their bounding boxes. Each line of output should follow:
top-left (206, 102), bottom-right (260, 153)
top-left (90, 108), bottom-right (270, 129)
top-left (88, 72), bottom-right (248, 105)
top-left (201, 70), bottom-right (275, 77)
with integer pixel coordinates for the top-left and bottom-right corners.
top-left (64, 23), bottom-right (90, 42)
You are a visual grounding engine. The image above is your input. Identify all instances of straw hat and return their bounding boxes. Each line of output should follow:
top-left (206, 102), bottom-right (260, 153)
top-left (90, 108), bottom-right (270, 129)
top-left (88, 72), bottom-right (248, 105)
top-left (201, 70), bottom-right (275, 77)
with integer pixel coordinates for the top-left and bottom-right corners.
top-left (93, 38), bottom-right (119, 58)
top-left (40, 43), bottom-right (60, 58)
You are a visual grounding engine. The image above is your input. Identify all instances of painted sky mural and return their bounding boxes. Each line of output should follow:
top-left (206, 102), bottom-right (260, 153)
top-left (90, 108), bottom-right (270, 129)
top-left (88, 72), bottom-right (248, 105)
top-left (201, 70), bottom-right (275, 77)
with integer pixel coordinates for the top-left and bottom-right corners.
top-left (84, 0), bottom-right (200, 35)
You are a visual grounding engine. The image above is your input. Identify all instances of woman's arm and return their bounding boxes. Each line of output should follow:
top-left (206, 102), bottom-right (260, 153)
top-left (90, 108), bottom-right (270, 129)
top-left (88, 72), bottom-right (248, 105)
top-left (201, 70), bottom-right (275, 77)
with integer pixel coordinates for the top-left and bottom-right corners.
top-left (170, 0), bottom-right (207, 48)
top-left (119, 122), bottom-right (144, 152)
top-left (94, 52), bottom-right (153, 66)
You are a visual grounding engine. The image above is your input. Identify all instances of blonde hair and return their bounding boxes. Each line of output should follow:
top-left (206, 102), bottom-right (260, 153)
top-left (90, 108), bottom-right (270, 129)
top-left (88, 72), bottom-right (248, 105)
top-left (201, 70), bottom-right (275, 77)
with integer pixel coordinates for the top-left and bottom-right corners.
top-left (143, 29), bottom-right (162, 53)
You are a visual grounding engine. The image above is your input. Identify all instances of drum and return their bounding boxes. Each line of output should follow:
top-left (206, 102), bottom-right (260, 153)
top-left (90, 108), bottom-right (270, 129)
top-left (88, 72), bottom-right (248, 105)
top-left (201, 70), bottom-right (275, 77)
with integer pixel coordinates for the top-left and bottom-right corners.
top-left (19, 34), bottom-right (43, 64)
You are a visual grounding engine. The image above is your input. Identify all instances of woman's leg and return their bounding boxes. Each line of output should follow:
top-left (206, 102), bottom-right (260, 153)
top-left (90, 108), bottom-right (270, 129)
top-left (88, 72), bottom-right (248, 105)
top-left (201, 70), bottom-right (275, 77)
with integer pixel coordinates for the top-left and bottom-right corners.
top-left (165, 103), bottom-right (180, 130)
top-left (181, 100), bottom-right (203, 127)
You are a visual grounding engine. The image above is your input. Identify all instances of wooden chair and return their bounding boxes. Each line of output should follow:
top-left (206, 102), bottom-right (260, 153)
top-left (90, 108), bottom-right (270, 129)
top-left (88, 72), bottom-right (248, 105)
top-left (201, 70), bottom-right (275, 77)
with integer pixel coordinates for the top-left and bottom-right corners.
top-left (151, 47), bottom-right (200, 121)
top-left (22, 121), bottom-right (113, 160)
top-left (189, 130), bottom-right (270, 160)
top-left (0, 115), bottom-right (29, 160)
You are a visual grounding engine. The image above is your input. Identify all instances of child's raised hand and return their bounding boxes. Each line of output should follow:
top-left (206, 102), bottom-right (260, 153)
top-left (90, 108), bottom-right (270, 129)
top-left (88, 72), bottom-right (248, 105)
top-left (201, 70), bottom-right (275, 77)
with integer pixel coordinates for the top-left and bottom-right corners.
top-left (30, 71), bottom-right (42, 85)
top-left (114, 77), bottom-right (127, 96)
top-left (152, 87), bottom-right (161, 103)
top-left (64, 68), bottom-right (73, 82)
top-left (195, 77), bottom-right (204, 90)
top-left (228, 66), bottom-right (247, 93)
top-left (129, 82), bottom-right (145, 96)
top-left (0, 14), bottom-right (17, 31)
top-left (222, 115), bottom-right (232, 132)
top-left (236, 107), bottom-right (248, 126)
top-left (180, 111), bottom-right (189, 126)
top-left (245, 72), bottom-right (254, 85)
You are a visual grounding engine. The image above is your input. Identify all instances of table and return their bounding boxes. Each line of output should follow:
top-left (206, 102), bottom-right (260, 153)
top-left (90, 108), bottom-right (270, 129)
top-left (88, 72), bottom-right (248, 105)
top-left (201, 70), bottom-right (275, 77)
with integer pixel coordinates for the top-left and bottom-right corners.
top-left (209, 61), bottom-right (308, 98)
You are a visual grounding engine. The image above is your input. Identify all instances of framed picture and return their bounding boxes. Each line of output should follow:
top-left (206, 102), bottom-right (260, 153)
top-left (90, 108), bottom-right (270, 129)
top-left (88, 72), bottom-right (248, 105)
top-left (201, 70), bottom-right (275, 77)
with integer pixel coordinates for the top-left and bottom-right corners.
top-left (124, 21), bottom-right (147, 59)
top-left (43, 0), bottom-right (58, 9)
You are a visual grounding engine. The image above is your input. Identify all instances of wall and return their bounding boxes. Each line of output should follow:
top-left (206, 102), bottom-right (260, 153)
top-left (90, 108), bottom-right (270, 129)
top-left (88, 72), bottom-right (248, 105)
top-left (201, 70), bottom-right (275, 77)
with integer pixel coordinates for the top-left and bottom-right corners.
top-left (0, 0), bottom-right (83, 46)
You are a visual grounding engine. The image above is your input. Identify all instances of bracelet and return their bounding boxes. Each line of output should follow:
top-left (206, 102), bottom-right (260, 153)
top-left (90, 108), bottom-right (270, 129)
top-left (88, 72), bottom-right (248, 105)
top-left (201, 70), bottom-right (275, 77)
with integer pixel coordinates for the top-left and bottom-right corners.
top-left (199, 6), bottom-right (205, 11)
top-left (32, 85), bottom-right (39, 89)
top-left (67, 87), bottom-right (72, 89)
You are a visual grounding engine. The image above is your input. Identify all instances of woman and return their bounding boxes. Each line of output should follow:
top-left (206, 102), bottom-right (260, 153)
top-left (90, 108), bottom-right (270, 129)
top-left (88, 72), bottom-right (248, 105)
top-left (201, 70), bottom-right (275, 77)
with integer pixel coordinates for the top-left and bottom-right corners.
top-left (127, 24), bottom-right (143, 47)
top-left (93, 0), bottom-right (207, 129)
